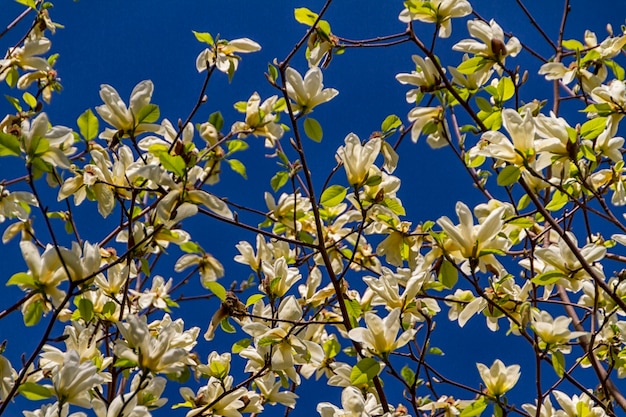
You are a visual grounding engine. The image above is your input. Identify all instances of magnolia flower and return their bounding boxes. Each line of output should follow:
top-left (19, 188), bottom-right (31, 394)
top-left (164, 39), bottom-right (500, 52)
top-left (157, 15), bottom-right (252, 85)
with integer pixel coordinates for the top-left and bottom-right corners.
top-left (23, 402), bottom-right (87, 417)
top-left (130, 275), bottom-right (174, 310)
top-left (476, 359), bottom-right (520, 397)
top-left (231, 92), bottom-right (284, 146)
top-left (114, 314), bottom-right (198, 375)
top-left (398, 0), bottom-right (472, 38)
top-left (436, 201), bottom-right (508, 271)
top-left (396, 55), bottom-right (444, 96)
top-left (407, 105), bottom-right (448, 147)
top-left (0, 36), bottom-right (51, 82)
top-left (285, 66), bottom-right (338, 115)
top-left (473, 108), bottom-right (536, 167)
top-left (254, 373), bottom-right (298, 408)
top-left (195, 37), bottom-right (261, 75)
top-left (52, 350), bottom-right (107, 408)
top-left (552, 390), bottom-right (608, 417)
top-left (21, 112), bottom-right (75, 169)
top-left (179, 376), bottom-right (250, 417)
top-left (338, 133), bottom-right (381, 186)
top-left (521, 396), bottom-right (556, 417)
top-left (448, 54), bottom-right (493, 90)
top-left (317, 386), bottom-right (382, 417)
top-left (534, 231), bottom-right (606, 290)
top-left (348, 308), bottom-right (416, 356)
top-left (95, 80), bottom-right (162, 142)
top-left (0, 185), bottom-right (37, 223)
top-left (531, 310), bottom-right (586, 353)
top-left (0, 355), bottom-right (16, 402)
top-left (196, 351), bottom-right (231, 380)
top-left (539, 60), bottom-right (606, 94)
top-left (175, 252), bottom-right (225, 287)
top-left (260, 257), bottom-right (301, 297)
top-left (453, 19), bottom-right (521, 71)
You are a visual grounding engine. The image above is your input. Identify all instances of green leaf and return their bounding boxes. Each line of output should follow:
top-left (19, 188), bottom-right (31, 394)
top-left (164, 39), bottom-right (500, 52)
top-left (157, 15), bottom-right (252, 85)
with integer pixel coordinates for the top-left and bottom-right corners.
top-left (5, 95), bottom-right (22, 112)
top-left (345, 299), bottom-right (362, 329)
top-left (381, 114), bottom-right (401, 133)
top-left (459, 397), bottom-right (488, 417)
top-left (551, 350), bottom-right (565, 377)
top-left (220, 317), bottom-right (236, 333)
top-left (517, 194), bottom-right (530, 211)
top-left (0, 131), bottom-right (21, 157)
top-left (15, 0), bottom-right (38, 9)
top-left (227, 139), bottom-right (248, 154)
top-left (428, 346), bottom-right (444, 355)
top-left (580, 117), bottom-right (607, 140)
top-left (475, 96), bottom-right (493, 113)
top-left (18, 382), bottom-right (52, 401)
top-left (294, 7), bottom-right (319, 26)
top-left (78, 298), bottom-right (94, 322)
top-left (303, 117), bottom-right (323, 142)
top-left (226, 159), bottom-right (247, 179)
top-left (561, 39), bottom-right (584, 51)
top-left (231, 338), bottom-right (251, 354)
top-left (267, 63), bottom-right (278, 83)
top-left (383, 198), bottom-right (406, 216)
top-left (140, 258), bottom-right (150, 278)
top-left (5, 68), bottom-right (18, 88)
top-left (507, 217), bottom-right (535, 228)
top-left (497, 165), bottom-right (520, 186)
top-left (245, 293), bottom-right (265, 307)
top-left (159, 153), bottom-right (186, 178)
top-left (208, 111), bottom-right (224, 132)
top-left (233, 101), bottom-right (247, 112)
top-left (24, 300), bottom-right (43, 326)
top-left (545, 189), bottom-right (568, 211)
top-left (401, 365), bottom-right (415, 386)
top-left (180, 241), bottom-right (202, 253)
top-left (77, 109), bottom-right (99, 141)
top-left (497, 76), bottom-right (515, 102)
top-left (531, 270), bottom-right (566, 285)
top-left (22, 92), bottom-right (37, 109)
top-left (456, 56), bottom-right (487, 74)
top-left (323, 338), bottom-right (341, 358)
top-left (192, 30), bottom-right (214, 45)
top-left (320, 185), bottom-right (347, 207)
top-left (7, 272), bottom-right (34, 287)
top-left (350, 357), bottom-right (380, 388)
top-left (438, 259), bottom-right (458, 289)
top-left (270, 171), bottom-right (289, 191)
top-left (606, 59), bottom-right (625, 81)
top-left (136, 104), bottom-right (160, 124)
top-left (206, 281), bottom-right (227, 301)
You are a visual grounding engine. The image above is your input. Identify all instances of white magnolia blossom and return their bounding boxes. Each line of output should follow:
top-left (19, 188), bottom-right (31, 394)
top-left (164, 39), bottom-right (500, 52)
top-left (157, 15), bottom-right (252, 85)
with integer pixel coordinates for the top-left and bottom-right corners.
top-left (317, 386), bottom-right (383, 417)
top-left (348, 308), bottom-right (416, 356)
top-left (531, 310), bottom-right (587, 353)
top-left (285, 66), bottom-right (338, 115)
top-left (453, 19), bottom-right (521, 72)
top-left (196, 37), bottom-right (261, 75)
top-left (338, 133), bottom-right (381, 186)
top-left (476, 359), bottom-right (520, 397)
top-left (398, 0), bottom-right (472, 38)
top-left (95, 80), bottom-right (162, 142)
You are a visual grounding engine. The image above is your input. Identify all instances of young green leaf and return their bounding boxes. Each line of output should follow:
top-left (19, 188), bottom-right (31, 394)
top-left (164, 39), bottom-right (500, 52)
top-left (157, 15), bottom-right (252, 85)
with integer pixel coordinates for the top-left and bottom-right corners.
top-left (77, 108), bottom-right (99, 141)
top-left (303, 117), bottom-right (323, 142)
top-left (320, 185), bottom-right (347, 207)
top-left (350, 357), bottom-right (380, 388)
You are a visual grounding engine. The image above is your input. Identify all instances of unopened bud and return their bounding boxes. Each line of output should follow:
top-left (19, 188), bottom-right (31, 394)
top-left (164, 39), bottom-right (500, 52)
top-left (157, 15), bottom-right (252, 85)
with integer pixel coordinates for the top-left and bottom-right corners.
top-left (491, 38), bottom-right (507, 58)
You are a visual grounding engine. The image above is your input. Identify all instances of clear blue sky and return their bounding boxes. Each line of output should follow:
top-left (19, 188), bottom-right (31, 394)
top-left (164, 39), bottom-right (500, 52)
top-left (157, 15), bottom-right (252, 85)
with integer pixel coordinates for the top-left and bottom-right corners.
top-left (1, 1), bottom-right (625, 416)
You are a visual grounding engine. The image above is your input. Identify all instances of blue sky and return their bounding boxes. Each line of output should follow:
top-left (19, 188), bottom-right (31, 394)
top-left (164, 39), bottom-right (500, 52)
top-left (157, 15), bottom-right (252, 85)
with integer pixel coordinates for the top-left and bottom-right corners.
top-left (1, 1), bottom-right (626, 416)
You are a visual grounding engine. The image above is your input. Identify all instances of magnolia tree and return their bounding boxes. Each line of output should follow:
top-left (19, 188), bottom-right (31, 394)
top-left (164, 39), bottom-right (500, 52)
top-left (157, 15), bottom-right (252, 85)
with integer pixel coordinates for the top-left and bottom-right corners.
top-left (1, 0), bottom-right (626, 416)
